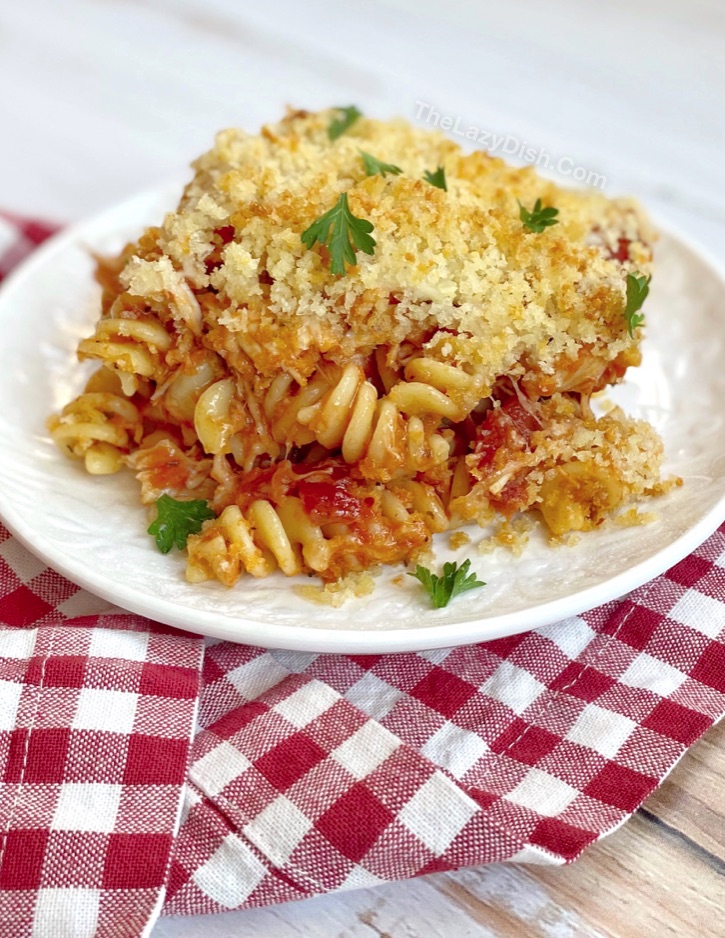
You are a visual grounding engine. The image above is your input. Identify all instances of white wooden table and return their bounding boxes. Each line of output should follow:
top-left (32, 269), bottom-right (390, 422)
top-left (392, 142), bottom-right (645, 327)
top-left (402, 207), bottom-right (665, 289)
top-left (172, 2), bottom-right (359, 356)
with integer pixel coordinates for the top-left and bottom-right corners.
top-left (1, 1), bottom-right (723, 934)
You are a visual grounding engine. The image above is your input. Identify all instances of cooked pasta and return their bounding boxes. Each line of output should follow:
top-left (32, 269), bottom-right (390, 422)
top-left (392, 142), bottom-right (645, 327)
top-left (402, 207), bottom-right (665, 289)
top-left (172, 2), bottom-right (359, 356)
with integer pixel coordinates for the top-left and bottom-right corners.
top-left (48, 386), bottom-right (142, 474)
top-left (49, 107), bottom-right (673, 588)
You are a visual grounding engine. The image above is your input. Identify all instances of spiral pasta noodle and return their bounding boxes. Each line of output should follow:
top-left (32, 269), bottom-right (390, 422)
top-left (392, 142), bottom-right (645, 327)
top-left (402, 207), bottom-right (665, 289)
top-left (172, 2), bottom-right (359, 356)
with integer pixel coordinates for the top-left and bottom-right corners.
top-left (78, 317), bottom-right (172, 395)
top-left (48, 391), bottom-right (142, 474)
top-left (276, 362), bottom-right (466, 481)
top-left (185, 485), bottom-right (434, 585)
top-left (187, 499), bottom-right (329, 582)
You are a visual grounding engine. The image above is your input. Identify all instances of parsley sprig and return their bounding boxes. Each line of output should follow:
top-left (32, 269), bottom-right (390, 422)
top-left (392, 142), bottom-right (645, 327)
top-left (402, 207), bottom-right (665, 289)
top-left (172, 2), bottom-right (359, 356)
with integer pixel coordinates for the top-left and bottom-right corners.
top-left (328, 106), bottom-right (362, 141)
top-left (148, 495), bottom-right (216, 554)
top-left (518, 198), bottom-right (559, 233)
top-left (409, 559), bottom-right (485, 608)
top-left (624, 271), bottom-right (651, 337)
top-left (301, 193), bottom-right (376, 275)
top-left (360, 151), bottom-right (403, 178)
top-left (423, 166), bottom-right (447, 191)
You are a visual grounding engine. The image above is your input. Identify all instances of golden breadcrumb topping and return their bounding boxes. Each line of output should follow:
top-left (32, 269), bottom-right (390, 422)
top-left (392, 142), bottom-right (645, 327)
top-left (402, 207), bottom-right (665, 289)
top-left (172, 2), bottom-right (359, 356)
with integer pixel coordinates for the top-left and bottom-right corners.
top-left (121, 107), bottom-right (654, 392)
top-left (449, 531), bottom-right (472, 550)
top-left (295, 571), bottom-right (377, 606)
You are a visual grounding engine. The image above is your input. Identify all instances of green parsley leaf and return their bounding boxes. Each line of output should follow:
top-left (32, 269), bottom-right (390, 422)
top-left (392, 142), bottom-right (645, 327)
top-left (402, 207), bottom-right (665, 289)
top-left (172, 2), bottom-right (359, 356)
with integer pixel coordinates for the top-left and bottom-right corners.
top-left (624, 271), bottom-right (651, 337)
top-left (408, 559), bottom-right (485, 609)
top-left (423, 166), bottom-right (447, 191)
top-left (301, 193), bottom-right (376, 275)
top-left (360, 150), bottom-right (403, 178)
top-left (328, 106), bottom-right (362, 141)
top-left (518, 198), bottom-right (559, 233)
top-left (148, 494), bottom-right (216, 554)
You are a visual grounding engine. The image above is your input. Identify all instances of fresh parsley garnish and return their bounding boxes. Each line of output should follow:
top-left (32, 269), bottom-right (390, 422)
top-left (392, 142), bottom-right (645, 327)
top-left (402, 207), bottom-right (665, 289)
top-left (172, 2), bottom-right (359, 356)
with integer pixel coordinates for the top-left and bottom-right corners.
top-left (328, 106), bottom-right (362, 141)
top-left (624, 271), bottom-right (651, 337)
top-left (360, 151), bottom-right (403, 178)
top-left (301, 193), bottom-right (376, 275)
top-left (518, 198), bottom-right (559, 233)
top-left (148, 494), bottom-right (216, 554)
top-left (423, 166), bottom-right (447, 191)
top-left (408, 559), bottom-right (485, 608)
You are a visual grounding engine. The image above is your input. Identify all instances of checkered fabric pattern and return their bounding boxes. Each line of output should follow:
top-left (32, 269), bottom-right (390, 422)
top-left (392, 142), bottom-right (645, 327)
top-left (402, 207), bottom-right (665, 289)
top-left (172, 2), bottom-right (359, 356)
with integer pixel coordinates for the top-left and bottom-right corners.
top-left (1, 215), bottom-right (725, 936)
top-left (0, 212), bottom-right (58, 282)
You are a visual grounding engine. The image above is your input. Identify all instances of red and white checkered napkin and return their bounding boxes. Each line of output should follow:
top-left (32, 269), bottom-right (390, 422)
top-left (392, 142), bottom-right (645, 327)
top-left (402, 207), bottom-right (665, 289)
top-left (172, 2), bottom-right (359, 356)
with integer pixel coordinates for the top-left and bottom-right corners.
top-left (2, 214), bottom-right (725, 937)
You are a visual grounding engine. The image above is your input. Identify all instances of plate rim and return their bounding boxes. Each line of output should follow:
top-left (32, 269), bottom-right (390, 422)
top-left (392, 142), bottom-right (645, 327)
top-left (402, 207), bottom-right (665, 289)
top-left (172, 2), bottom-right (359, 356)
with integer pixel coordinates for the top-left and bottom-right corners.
top-left (1, 188), bottom-right (724, 653)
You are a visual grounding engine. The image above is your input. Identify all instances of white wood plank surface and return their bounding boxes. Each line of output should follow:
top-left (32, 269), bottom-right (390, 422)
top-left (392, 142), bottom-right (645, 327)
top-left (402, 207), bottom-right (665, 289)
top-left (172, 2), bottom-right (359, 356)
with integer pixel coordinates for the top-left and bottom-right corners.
top-left (0, 2), bottom-right (723, 934)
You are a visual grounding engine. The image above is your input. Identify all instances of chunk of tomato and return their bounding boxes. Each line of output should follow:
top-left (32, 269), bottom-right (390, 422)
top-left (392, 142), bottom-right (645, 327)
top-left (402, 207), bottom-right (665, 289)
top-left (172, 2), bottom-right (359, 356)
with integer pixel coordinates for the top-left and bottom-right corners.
top-left (297, 480), bottom-right (363, 523)
top-left (609, 238), bottom-right (631, 263)
top-left (474, 398), bottom-right (539, 471)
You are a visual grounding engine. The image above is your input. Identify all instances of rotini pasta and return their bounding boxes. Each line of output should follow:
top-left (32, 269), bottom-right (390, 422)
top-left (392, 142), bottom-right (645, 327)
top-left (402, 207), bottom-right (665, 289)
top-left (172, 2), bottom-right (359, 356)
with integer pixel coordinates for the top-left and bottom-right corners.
top-left (78, 318), bottom-right (172, 395)
top-left (186, 482), bottom-right (433, 583)
top-left (48, 389), bottom-right (142, 474)
top-left (49, 108), bottom-right (670, 590)
top-left (292, 362), bottom-right (455, 480)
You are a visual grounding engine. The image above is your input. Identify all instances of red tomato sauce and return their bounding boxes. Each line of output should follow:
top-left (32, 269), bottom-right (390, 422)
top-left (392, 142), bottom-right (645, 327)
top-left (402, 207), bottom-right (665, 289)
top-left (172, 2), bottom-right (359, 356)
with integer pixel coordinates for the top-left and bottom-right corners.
top-left (609, 238), bottom-right (631, 263)
top-left (474, 397), bottom-right (539, 471)
top-left (298, 480), bottom-right (364, 523)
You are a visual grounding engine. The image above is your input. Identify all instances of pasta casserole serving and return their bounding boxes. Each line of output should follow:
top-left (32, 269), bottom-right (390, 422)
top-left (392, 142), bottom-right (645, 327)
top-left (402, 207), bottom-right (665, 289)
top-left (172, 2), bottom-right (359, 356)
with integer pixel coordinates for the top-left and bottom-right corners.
top-left (48, 107), bottom-right (673, 596)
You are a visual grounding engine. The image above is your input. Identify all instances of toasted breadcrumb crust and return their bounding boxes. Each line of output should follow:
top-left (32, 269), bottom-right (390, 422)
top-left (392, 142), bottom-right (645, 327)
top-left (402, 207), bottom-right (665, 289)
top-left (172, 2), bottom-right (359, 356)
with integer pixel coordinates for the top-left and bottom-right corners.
top-left (296, 571), bottom-right (377, 606)
top-left (477, 517), bottom-right (535, 557)
top-left (122, 107), bottom-right (654, 393)
top-left (449, 531), bottom-right (472, 550)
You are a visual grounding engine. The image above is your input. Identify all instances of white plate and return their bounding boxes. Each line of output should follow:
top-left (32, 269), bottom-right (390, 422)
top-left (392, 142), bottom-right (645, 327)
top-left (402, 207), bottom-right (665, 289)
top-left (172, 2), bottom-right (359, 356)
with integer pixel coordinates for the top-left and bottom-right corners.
top-left (1, 185), bottom-right (724, 653)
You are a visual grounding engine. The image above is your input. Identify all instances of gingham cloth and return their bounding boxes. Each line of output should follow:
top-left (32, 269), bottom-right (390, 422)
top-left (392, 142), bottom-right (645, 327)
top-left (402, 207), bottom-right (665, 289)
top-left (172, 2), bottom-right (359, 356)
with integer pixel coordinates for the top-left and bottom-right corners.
top-left (1, 214), bottom-right (724, 937)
